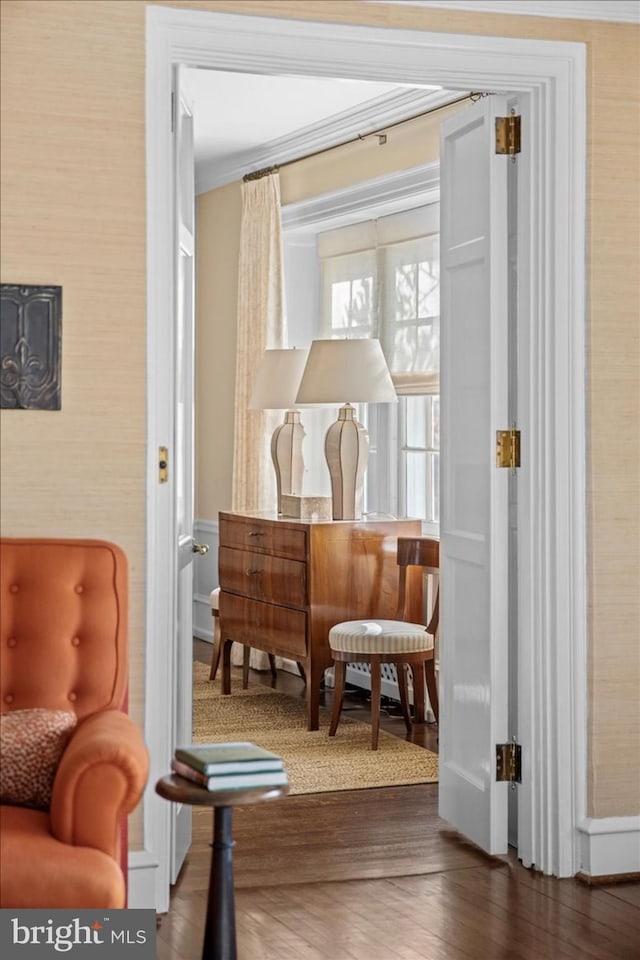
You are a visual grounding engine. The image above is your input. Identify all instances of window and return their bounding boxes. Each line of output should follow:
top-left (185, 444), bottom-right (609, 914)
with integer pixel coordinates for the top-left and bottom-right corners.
top-left (317, 205), bottom-right (440, 525)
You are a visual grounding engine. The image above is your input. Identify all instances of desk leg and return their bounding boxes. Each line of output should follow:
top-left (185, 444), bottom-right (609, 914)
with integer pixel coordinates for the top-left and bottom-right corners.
top-left (306, 660), bottom-right (325, 731)
top-left (221, 639), bottom-right (233, 695)
top-left (202, 806), bottom-right (236, 960)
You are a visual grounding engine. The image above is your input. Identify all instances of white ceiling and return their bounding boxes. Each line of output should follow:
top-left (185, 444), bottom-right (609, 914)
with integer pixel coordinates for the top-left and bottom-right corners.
top-left (188, 68), bottom-right (461, 194)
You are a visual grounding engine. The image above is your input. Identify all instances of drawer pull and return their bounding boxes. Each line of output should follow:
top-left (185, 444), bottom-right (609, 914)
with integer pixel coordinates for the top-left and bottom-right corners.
top-left (247, 530), bottom-right (264, 537)
top-left (245, 568), bottom-right (260, 576)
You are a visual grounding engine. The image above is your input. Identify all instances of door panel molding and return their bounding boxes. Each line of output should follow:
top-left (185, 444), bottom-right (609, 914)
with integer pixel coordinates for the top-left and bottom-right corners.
top-left (439, 94), bottom-right (510, 855)
top-left (145, 5), bottom-right (587, 909)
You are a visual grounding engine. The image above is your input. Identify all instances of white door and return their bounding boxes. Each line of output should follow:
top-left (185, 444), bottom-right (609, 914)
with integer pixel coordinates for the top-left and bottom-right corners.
top-left (438, 96), bottom-right (511, 855)
top-left (171, 65), bottom-right (198, 882)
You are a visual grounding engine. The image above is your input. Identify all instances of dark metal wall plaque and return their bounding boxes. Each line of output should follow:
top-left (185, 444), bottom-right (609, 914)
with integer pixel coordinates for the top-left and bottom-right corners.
top-left (0, 284), bottom-right (62, 409)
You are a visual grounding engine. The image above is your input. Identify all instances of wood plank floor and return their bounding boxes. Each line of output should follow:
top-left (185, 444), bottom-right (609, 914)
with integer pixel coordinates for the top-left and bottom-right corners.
top-left (156, 644), bottom-right (640, 959)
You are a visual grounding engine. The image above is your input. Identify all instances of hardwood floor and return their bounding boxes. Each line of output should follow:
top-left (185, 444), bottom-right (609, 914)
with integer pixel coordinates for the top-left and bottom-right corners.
top-left (156, 642), bottom-right (640, 958)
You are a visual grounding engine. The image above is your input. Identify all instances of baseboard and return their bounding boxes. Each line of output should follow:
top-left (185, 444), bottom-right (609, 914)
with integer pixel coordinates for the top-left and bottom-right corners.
top-left (194, 589), bottom-right (215, 642)
top-left (577, 816), bottom-right (640, 878)
top-left (576, 870), bottom-right (640, 886)
top-left (128, 849), bottom-right (160, 909)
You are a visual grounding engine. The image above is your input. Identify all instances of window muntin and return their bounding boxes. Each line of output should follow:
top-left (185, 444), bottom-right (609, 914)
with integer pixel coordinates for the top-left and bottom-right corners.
top-left (320, 213), bottom-right (440, 523)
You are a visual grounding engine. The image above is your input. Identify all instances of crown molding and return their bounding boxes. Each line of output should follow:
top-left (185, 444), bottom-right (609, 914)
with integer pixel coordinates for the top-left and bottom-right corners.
top-left (195, 88), bottom-right (459, 195)
top-left (364, 1), bottom-right (640, 23)
top-left (282, 160), bottom-right (440, 234)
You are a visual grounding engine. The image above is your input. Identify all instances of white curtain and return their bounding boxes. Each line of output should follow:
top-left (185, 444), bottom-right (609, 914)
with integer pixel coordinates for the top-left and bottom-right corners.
top-left (232, 173), bottom-right (286, 512)
top-left (231, 173), bottom-right (286, 670)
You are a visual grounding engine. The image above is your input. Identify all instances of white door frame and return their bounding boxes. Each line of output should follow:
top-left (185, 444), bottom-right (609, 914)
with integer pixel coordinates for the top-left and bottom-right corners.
top-left (138, 4), bottom-right (587, 910)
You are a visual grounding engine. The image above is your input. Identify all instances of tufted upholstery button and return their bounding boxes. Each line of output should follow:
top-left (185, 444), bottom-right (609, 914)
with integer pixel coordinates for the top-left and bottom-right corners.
top-left (7, 637), bottom-right (17, 648)
top-left (71, 636), bottom-right (81, 647)
top-left (4, 693), bottom-right (14, 704)
top-left (9, 584), bottom-right (19, 594)
top-left (68, 691), bottom-right (77, 702)
top-left (75, 584), bottom-right (84, 594)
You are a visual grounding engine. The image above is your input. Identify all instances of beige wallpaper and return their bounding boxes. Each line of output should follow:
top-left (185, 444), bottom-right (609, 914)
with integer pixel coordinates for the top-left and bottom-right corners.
top-left (195, 182), bottom-right (242, 516)
top-left (1, 0), bottom-right (638, 841)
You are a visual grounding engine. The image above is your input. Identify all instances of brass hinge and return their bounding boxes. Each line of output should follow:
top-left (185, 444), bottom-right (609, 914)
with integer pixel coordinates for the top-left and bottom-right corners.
top-left (496, 427), bottom-right (521, 469)
top-left (495, 114), bottom-right (521, 156)
top-left (158, 446), bottom-right (169, 484)
top-left (496, 742), bottom-right (522, 783)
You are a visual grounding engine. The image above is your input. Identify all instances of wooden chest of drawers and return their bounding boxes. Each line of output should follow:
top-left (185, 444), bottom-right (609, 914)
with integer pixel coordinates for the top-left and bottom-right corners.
top-left (218, 511), bottom-right (422, 730)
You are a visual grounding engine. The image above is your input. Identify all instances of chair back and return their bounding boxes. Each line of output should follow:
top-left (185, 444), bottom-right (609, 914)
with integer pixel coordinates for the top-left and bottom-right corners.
top-left (0, 538), bottom-right (128, 719)
top-left (395, 536), bottom-right (439, 633)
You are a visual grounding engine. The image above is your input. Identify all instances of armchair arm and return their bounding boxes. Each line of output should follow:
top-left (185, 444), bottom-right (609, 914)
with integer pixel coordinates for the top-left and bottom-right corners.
top-left (50, 710), bottom-right (149, 858)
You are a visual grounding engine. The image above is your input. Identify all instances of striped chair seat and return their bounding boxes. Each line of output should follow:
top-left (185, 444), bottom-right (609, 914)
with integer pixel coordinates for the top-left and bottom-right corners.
top-left (329, 620), bottom-right (434, 655)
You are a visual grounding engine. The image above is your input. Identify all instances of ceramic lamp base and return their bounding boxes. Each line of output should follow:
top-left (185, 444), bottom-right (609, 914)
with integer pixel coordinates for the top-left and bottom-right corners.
top-left (272, 410), bottom-right (305, 514)
top-left (324, 403), bottom-right (369, 521)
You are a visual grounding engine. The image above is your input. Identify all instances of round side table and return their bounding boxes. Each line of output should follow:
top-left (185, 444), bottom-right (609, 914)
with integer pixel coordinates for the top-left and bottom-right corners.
top-left (156, 774), bottom-right (289, 960)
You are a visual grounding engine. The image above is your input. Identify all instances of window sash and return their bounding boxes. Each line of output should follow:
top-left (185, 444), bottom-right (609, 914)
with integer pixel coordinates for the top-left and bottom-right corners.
top-left (320, 219), bottom-right (440, 396)
top-left (319, 205), bottom-right (440, 524)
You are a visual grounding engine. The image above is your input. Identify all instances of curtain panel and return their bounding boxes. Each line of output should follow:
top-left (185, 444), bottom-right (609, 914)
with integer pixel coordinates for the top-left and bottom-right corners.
top-left (232, 174), bottom-right (287, 513)
top-left (231, 174), bottom-right (287, 672)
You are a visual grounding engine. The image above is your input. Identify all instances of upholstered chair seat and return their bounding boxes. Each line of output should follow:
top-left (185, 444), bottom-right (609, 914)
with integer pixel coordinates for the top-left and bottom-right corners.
top-left (329, 619), bottom-right (435, 655)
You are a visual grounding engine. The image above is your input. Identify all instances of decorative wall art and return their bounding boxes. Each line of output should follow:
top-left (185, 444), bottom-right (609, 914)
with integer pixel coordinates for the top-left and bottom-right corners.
top-left (0, 284), bottom-right (62, 410)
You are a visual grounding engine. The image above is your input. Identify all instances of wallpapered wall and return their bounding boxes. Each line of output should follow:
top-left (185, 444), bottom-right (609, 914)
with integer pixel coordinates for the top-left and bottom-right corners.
top-left (1, 2), bottom-right (638, 851)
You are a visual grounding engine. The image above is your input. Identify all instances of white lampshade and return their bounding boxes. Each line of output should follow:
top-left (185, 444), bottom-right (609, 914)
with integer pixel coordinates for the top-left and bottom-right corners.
top-left (295, 339), bottom-right (397, 521)
top-left (249, 349), bottom-right (309, 514)
top-left (249, 348), bottom-right (309, 410)
top-left (295, 338), bottom-right (397, 406)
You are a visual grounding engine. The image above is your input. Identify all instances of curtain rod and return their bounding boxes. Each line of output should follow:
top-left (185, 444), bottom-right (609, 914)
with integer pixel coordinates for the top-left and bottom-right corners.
top-left (242, 92), bottom-right (486, 183)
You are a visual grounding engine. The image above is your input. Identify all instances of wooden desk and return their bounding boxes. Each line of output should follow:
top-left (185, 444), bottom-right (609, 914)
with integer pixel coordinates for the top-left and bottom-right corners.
top-left (156, 775), bottom-right (288, 960)
top-left (218, 511), bottom-right (422, 730)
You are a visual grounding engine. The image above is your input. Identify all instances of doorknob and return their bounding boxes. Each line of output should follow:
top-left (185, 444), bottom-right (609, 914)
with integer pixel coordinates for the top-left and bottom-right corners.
top-left (192, 542), bottom-right (209, 555)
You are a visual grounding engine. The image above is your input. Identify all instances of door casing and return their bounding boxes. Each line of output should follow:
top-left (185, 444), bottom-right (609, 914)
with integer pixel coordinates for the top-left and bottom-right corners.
top-left (140, 5), bottom-right (587, 911)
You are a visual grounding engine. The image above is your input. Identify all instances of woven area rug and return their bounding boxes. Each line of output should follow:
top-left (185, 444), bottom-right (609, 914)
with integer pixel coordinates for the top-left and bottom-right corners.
top-left (192, 661), bottom-right (438, 795)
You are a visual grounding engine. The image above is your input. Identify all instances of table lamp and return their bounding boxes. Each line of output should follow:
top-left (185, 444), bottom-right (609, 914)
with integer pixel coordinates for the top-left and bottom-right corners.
top-left (249, 348), bottom-right (309, 514)
top-left (295, 338), bottom-right (397, 520)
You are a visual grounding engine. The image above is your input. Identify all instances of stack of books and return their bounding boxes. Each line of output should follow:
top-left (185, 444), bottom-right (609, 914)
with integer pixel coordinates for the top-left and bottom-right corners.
top-left (171, 740), bottom-right (288, 791)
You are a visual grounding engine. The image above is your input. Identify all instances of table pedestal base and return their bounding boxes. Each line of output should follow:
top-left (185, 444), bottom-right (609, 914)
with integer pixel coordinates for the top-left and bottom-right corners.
top-left (203, 806), bottom-right (236, 960)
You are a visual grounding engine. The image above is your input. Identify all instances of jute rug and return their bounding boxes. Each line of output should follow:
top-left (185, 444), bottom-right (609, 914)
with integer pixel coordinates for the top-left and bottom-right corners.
top-left (192, 660), bottom-right (438, 795)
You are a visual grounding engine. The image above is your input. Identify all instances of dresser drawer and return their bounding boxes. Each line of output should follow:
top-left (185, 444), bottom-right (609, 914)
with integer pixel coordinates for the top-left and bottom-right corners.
top-left (219, 546), bottom-right (306, 608)
top-left (220, 592), bottom-right (307, 659)
top-left (219, 515), bottom-right (307, 561)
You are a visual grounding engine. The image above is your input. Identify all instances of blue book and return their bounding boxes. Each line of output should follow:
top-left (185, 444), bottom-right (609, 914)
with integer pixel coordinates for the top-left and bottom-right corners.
top-left (174, 740), bottom-right (283, 775)
top-left (172, 758), bottom-right (288, 791)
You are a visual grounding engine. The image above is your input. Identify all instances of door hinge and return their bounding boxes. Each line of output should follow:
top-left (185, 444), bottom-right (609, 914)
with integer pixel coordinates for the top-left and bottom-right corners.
top-left (496, 427), bottom-right (521, 469)
top-left (496, 741), bottom-right (522, 783)
top-left (158, 446), bottom-right (169, 484)
top-left (495, 114), bottom-right (521, 156)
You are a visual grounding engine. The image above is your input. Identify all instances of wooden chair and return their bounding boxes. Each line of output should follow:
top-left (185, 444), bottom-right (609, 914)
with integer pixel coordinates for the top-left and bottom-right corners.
top-left (328, 536), bottom-right (439, 750)
top-left (208, 588), bottom-right (277, 685)
top-left (208, 588), bottom-right (222, 680)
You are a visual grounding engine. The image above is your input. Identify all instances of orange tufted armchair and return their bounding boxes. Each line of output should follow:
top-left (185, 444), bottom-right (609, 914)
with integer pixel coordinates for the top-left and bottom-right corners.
top-left (0, 538), bottom-right (149, 908)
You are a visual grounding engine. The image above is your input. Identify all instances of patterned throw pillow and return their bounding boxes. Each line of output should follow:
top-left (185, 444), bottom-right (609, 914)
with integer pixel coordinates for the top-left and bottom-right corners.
top-left (0, 708), bottom-right (77, 810)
